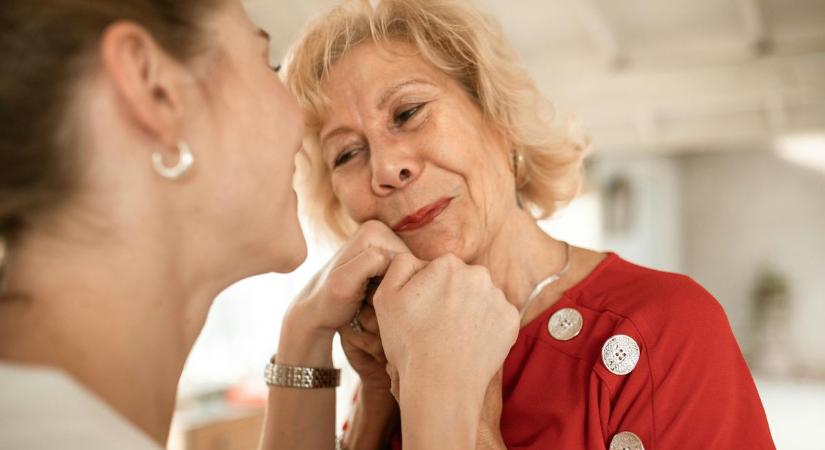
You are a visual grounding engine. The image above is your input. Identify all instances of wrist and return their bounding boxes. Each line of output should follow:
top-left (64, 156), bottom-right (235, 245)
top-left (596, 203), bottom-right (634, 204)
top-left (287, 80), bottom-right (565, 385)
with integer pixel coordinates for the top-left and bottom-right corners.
top-left (277, 304), bottom-right (336, 367)
top-left (286, 296), bottom-right (337, 336)
top-left (397, 356), bottom-right (487, 397)
top-left (399, 375), bottom-right (483, 450)
top-left (345, 387), bottom-right (400, 450)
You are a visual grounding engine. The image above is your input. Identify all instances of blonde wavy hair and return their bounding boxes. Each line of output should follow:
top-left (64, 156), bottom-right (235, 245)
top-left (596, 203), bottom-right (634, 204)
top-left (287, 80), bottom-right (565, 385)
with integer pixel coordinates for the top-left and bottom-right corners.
top-left (285, 0), bottom-right (590, 242)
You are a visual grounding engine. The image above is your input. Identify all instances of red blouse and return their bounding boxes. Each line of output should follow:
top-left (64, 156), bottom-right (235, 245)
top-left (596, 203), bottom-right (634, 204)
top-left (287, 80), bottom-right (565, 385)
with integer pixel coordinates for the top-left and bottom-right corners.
top-left (389, 253), bottom-right (775, 449)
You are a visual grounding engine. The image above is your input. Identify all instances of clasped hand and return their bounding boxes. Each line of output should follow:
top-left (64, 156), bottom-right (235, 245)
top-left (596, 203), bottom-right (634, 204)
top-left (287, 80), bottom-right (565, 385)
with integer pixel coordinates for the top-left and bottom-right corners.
top-left (288, 221), bottom-right (518, 448)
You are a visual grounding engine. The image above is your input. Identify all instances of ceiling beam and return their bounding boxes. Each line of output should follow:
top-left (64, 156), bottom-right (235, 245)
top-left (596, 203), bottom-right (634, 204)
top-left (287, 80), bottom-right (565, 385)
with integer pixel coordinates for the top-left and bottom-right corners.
top-left (569, 0), bottom-right (624, 68)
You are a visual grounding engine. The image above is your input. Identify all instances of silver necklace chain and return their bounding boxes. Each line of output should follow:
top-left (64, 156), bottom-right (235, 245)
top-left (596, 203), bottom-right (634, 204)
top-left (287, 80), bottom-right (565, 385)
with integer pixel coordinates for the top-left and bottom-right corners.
top-left (518, 241), bottom-right (572, 322)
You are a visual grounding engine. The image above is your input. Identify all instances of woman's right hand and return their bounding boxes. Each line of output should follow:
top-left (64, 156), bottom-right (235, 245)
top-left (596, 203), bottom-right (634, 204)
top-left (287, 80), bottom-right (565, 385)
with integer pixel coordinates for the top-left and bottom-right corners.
top-left (284, 220), bottom-right (409, 339)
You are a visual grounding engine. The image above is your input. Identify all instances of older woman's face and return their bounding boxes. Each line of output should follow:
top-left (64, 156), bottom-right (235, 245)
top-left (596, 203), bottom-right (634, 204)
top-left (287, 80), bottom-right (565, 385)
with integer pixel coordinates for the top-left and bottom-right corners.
top-left (319, 42), bottom-right (517, 261)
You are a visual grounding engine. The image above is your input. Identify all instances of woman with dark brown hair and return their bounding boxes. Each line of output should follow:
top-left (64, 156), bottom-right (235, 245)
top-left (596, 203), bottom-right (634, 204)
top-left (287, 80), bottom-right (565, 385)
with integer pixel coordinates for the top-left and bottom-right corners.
top-left (0, 1), bottom-right (307, 447)
top-left (0, 1), bottom-right (518, 449)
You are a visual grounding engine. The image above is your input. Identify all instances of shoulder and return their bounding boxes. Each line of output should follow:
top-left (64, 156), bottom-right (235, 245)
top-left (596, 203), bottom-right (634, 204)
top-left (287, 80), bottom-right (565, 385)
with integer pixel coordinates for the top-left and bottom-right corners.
top-left (577, 255), bottom-right (731, 345)
top-left (0, 363), bottom-right (161, 450)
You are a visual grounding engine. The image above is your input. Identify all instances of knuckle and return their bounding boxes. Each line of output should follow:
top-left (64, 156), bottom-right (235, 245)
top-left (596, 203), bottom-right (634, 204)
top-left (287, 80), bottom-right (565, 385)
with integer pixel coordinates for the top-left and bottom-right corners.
top-left (491, 287), bottom-right (506, 303)
top-left (365, 247), bottom-right (388, 264)
top-left (325, 277), bottom-right (349, 301)
top-left (429, 255), bottom-right (446, 269)
top-left (341, 330), bottom-right (359, 346)
top-left (372, 291), bottom-right (384, 306)
top-left (359, 220), bottom-right (389, 237)
top-left (435, 253), bottom-right (461, 269)
top-left (445, 253), bottom-right (463, 265)
top-left (372, 289), bottom-right (389, 310)
top-left (367, 340), bottom-right (384, 356)
top-left (471, 264), bottom-right (492, 281)
top-left (351, 334), bottom-right (369, 350)
top-left (394, 251), bottom-right (416, 265)
top-left (361, 316), bottom-right (378, 333)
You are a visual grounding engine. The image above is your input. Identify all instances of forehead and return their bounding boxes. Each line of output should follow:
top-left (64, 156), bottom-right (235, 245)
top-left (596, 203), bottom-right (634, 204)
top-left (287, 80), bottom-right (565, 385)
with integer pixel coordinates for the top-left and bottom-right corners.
top-left (318, 41), bottom-right (453, 113)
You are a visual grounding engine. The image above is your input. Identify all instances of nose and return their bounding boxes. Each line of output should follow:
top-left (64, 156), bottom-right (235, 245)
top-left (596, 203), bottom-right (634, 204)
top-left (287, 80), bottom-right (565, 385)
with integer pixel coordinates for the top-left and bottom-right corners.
top-left (370, 142), bottom-right (422, 195)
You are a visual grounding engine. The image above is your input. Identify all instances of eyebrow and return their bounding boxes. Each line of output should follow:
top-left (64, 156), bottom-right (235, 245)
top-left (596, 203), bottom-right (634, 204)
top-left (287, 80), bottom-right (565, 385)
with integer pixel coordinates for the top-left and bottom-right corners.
top-left (257, 28), bottom-right (271, 43)
top-left (319, 126), bottom-right (353, 156)
top-left (319, 79), bottom-right (436, 149)
top-left (376, 78), bottom-right (435, 110)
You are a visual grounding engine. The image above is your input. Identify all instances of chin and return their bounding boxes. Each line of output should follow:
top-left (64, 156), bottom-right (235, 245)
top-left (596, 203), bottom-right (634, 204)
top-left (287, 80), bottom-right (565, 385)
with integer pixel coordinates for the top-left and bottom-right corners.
top-left (404, 232), bottom-right (471, 263)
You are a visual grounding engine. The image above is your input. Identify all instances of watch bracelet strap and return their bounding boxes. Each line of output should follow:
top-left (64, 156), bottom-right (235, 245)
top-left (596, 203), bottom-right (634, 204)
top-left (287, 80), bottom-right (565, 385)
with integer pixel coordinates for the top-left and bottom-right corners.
top-left (264, 355), bottom-right (340, 389)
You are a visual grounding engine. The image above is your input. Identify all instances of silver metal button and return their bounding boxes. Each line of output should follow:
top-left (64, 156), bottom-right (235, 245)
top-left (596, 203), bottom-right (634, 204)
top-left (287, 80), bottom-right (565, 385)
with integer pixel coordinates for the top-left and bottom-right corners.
top-left (547, 307), bottom-right (584, 341)
top-left (601, 334), bottom-right (640, 375)
top-left (609, 431), bottom-right (644, 450)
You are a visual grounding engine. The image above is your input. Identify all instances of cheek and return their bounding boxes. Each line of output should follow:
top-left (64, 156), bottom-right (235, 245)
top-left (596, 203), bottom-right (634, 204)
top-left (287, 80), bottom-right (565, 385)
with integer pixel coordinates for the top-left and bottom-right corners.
top-left (473, 155), bottom-right (513, 226)
top-left (425, 105), bottom-right (503, 185)
top-left (448, 140), bottom-right (513, 238)
top-left (271, 82), bottom-right (304, 140)
top-left (486, 153), bottom-right (514, 196)
top-left (332, 173), bottom-right (374, 222)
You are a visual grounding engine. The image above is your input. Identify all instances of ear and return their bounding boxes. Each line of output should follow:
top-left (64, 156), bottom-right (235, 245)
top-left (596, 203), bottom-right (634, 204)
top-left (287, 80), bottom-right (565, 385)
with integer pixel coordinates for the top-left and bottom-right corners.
top-left (99, 21), bottom-right (186, 149)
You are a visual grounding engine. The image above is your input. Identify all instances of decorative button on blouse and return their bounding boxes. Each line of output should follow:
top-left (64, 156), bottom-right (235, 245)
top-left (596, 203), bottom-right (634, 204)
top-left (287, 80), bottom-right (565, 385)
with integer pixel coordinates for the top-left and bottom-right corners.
top-left (601, 334), bottom-right (640, 375)
top-left (609, 431), bottom-right (645, 450)
top-left (547, 307), bottom-right (584, 341)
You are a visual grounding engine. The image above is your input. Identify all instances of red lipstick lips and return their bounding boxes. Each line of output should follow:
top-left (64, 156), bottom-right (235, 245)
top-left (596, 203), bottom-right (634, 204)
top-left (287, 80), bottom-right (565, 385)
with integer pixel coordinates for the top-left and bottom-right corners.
top-left (393, 197), bottom-right (453, 232)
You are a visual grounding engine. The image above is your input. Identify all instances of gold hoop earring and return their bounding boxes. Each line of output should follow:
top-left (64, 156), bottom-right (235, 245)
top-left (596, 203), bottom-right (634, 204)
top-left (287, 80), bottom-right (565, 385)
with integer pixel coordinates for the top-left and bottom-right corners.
top-left (152, 141), bottom-right (194, 180)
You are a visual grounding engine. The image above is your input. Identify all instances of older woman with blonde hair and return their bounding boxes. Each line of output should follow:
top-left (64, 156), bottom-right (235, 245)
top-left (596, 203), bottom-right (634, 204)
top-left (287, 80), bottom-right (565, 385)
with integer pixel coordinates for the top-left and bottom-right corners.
top-left (284, 0), bottom-right (776, 448)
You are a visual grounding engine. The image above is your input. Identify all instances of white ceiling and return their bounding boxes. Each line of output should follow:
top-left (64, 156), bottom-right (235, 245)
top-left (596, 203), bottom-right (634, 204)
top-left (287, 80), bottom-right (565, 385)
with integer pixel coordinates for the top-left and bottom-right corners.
top-left (244, 0), bottom-right (825, 154)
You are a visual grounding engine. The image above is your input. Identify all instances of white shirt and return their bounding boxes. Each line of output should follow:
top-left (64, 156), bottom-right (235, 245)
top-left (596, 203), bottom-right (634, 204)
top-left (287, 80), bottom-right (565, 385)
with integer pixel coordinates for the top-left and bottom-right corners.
top-left (0, 362), bottom-right (162, 450)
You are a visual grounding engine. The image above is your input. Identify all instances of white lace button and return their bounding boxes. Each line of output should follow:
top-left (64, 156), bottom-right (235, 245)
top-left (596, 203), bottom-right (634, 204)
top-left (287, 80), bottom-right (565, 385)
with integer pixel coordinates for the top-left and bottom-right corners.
top-left (601, 334), bottom-right (640, 375)
top-left (609, 431), bottom-right (645, 450)
top-left (547, 307), bottom-right (584, 341)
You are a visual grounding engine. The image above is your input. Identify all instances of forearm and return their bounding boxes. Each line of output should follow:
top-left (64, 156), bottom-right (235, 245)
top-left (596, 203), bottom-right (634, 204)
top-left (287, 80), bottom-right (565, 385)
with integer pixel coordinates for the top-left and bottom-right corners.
top-left (343, 388), bottom-right (399, 450)
top-left (398, 371), bottom-right (484, 450)
top-left (259, 309), bottom-right (337, 450)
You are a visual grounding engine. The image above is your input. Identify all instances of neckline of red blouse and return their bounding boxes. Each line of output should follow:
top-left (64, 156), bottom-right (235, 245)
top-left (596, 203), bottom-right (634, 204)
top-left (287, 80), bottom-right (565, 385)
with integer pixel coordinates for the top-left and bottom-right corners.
top-left (519, 251), bottom-right (619, 333)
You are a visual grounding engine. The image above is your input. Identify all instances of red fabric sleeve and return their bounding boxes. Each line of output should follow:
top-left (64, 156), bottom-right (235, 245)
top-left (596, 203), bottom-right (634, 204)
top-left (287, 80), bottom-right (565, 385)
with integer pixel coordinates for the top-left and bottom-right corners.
top-left (595, 275), bottom-right (775, 449)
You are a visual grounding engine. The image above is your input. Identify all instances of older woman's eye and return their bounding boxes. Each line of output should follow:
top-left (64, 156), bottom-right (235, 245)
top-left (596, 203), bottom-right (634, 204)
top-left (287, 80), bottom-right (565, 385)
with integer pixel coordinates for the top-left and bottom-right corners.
top-left (333, 146), bottom-right (362, 168)
top-left (394, 105), bottom-right (422, 125)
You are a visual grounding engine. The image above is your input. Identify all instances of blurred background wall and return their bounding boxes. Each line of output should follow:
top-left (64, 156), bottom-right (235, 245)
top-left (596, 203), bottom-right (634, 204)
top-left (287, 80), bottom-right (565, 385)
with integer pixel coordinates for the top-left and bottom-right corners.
top-left (170, 1), bottom-right (825, 449)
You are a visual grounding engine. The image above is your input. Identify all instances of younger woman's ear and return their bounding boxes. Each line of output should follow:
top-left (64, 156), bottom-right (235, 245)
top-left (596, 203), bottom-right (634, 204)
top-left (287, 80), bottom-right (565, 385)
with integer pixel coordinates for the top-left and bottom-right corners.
top-left (99, 21), bottom-right (185, 148)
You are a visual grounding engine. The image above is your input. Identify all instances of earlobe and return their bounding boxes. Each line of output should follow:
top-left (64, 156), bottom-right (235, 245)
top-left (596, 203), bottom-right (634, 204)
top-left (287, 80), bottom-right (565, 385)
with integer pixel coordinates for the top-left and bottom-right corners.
top-left (99, 21), bottom-right (184, 149)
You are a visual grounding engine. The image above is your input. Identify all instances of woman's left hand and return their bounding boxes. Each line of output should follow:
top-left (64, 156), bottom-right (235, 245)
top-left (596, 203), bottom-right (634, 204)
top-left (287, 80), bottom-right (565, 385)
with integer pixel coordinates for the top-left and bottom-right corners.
top-left (338, 301), bottom-right (392, 391)
top-left (383, 364), bottom-right (507, 450)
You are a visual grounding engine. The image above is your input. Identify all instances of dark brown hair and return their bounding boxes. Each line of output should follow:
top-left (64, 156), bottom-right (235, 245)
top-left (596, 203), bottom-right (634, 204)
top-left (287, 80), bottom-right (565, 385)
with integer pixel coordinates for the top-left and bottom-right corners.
top-left (0, 0), bottom-right (221, 247)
